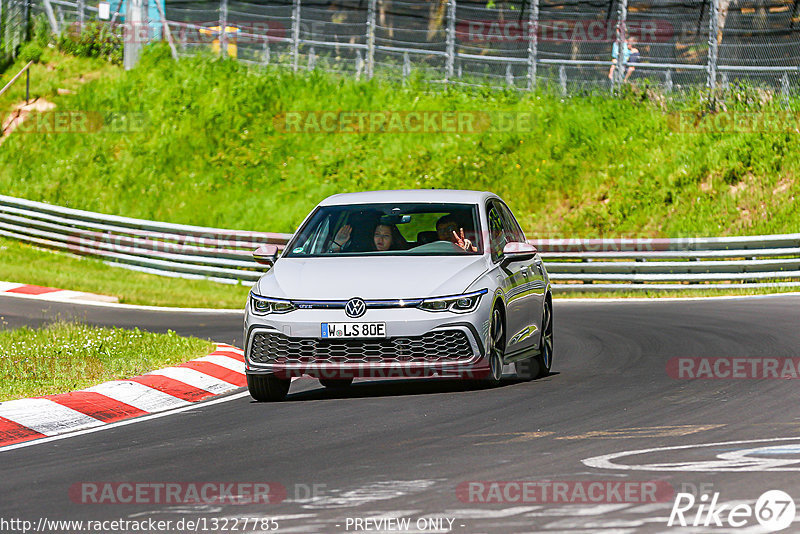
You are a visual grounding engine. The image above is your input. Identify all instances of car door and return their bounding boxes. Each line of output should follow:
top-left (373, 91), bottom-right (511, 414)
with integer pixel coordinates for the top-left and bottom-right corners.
top-left (487, 200), bottom-right (535, 356)
top-left (497, 200), bottom-right (543, 353)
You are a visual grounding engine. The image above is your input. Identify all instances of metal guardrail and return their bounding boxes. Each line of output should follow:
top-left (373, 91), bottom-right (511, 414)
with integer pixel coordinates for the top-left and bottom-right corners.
top-left (1, 195), bottom-right (800, 292)
top-left (0, 194), bottom-right (290, 285)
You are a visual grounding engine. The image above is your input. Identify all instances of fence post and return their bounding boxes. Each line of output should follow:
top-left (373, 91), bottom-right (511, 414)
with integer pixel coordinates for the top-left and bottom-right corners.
top-left (665, 69), bottom-right (672, 92)
top-left (613, 0), bottom-right (628, 89)
top-left (42, 0), bottom-right (59, 34)
top-left (123, 0), bottom-right (145, 70)
top-left (527, 0), bottom-right (539, 90)
top-left (291, 0), bottom-right (300, 72)
top-left (445, 0), bottom-right (455, 81)
top-left (219, 0), bottom-right (227, 58)
top-left (366, 0), bottom-right (376, 79)
top-left (506, 63), bottom-right (513, 86)
top-left (263, 39), bottom-right (270, 65)
top-left (77, 0), bottom-right (84, 26)
top-left (402, 50), bottom-right (410, 81)
top-left (308, 46), bottom-right (315, 70)
top-left (559, 64), bottom-right (566, 95)
top-left (781, 72), bottom-right (790, 101)
top-left (707, 0), bottom-right (718, 91)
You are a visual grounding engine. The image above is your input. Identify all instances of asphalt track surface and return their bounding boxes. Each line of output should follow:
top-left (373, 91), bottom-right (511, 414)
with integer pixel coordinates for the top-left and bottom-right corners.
top-left (1, 293), bottom-right (800, 533)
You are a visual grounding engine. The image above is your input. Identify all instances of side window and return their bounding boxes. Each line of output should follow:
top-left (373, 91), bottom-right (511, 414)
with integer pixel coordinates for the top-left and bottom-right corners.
top-left (498, 202), bottom-right (525, 243)
top-left (487, 202), bottom-right (508, 262)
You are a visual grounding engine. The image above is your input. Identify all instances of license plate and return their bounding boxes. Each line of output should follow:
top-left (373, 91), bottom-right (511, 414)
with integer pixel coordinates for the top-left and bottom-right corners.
top-left (321, 322), bottom-right (386, 338)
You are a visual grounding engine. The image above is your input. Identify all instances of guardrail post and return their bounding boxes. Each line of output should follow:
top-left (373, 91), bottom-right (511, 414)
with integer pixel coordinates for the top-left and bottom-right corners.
top-left (366, 0), bottom-right (376, 79)
top-left (291, 0), bottom-right (300, 72)
top-left (613, 0), bottom-right (628, 90)
top-left (707, 0), bottom-right (718, 91)
top-left (527, 0), bottom-right (539, 90)
top-left (445, 0), bottom-right (455, 81)
top-left (219, 0), bottom-right (227, 58)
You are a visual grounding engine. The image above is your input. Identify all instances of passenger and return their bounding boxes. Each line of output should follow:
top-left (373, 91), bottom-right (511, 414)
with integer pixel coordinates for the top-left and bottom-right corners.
top-left (436, 215), bottom-right (477, 252)
top-left (329, 222), bottom-right (406, 252)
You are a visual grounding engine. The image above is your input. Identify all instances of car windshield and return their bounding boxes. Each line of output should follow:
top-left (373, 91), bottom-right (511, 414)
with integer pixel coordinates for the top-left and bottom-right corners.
top-left (284, 203), bottom-right (483, 257)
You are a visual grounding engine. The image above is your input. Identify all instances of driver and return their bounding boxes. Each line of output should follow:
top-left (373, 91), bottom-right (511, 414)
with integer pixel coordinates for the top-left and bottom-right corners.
top-left (436, 215), bottom-right (477, 252)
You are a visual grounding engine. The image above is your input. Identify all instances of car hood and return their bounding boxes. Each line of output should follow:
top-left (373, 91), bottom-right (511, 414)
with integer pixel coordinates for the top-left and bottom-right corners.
top-left (255, 255), bottom-right (490, 300)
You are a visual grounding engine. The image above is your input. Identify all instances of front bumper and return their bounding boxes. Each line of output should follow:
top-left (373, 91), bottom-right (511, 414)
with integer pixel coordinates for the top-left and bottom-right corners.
top-left (244, 305), bottom-right (491, 379)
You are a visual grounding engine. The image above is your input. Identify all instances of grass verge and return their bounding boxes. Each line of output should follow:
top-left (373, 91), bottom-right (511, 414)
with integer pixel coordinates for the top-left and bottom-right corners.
top-left (0, 237), bottom-right (251, 308)
top-left (0, 321), bottom-right (214, 401)
top-left (2, 44), bottom-right (798, 238)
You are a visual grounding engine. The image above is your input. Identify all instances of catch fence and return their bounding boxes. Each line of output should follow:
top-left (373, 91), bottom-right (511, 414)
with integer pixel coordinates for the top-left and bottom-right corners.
top-left (1, 0), bottom-right (799, 93)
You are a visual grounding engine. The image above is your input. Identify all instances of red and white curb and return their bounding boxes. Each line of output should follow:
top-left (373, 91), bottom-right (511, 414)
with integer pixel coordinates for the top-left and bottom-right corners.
top-left (0, 281), bottom-right (119, 303)
top-left (0, 343), bottom-right (247, 447)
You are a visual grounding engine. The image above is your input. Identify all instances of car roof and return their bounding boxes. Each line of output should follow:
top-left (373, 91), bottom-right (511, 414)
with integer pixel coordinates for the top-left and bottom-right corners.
top-left (318, 189), bottom-right (498, 206)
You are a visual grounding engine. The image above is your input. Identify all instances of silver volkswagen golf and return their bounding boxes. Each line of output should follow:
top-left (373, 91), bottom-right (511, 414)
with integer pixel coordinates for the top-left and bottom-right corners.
top-left (244, 190), bottom-right (553, 401)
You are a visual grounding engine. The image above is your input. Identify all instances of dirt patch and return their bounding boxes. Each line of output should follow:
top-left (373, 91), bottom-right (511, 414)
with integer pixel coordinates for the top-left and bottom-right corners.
top-left (773, 177), bottom-right (795, 195)
top-left (0, 97), bottom-right (57, 144)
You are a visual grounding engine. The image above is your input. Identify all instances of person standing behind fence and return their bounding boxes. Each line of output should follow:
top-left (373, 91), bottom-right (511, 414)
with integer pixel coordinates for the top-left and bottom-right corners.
top-left (608, 36), bottom-right (639, 83)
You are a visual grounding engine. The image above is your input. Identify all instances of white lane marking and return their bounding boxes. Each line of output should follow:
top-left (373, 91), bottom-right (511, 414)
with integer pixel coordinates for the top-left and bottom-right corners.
top-left (84, 381), bottom-right (191, 412)
top-left (194, 355), bottom-right (246, 374)
top-left (147, 367), bottom-right (239, 395)
top-left (0, 290), bottom-right (243, 314)
top-left (0, 391), bottom-right (252, 453)
top-left (295, 480), bottom-right (439, 509)
top-left (583, 436), bottom-right (800, 472)
top-left (0, 398), bottom-right (104, 435)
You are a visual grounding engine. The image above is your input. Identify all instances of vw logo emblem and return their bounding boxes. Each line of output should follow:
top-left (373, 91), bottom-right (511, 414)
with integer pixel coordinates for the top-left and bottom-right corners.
top-left (345, 298), bottom-right (366, 318)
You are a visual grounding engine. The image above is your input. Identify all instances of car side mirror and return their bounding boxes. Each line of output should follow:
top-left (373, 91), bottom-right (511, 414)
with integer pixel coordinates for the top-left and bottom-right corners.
top-left (502, 242), bottom-right (538, 262)
top-left (253, 244), bottom-right (279, 266)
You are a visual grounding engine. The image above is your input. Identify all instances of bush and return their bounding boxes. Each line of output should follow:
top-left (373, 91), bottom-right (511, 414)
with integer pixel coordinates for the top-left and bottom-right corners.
top-left (19, 43), bottom-right (43, 64)
top-left (33, 13), bottom-right (53, 48)
top-left (57, 21), bottom-right (122, 65)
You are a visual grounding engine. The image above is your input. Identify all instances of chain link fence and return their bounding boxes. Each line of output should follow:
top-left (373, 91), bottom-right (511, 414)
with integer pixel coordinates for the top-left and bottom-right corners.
top-left (2, 0), bottom-right (800, 94)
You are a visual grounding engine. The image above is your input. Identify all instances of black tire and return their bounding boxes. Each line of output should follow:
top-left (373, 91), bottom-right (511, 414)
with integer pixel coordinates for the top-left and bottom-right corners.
top-left (515, 299), bottom-right (553, 380)
top-left (482, 306), bottom-right (506, 387)
top-left (247, 373), bottom-right (291, 402)
top-left (319, 377), bottom-right (354, 389)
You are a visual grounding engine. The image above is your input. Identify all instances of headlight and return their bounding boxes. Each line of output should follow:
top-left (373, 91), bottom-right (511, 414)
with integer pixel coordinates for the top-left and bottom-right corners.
top-left (419, 289), bottom-right (487, 314)
top-left (250, 293), bottom-right (295, 315)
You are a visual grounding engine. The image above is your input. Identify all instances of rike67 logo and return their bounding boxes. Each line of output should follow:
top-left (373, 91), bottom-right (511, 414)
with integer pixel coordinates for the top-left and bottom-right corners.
top-left (668, 490), bottom-right (796, 531)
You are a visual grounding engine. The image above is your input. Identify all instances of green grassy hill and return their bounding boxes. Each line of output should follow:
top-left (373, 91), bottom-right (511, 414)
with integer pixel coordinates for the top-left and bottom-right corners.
top-left (1, 44), bottom-right (798, 238)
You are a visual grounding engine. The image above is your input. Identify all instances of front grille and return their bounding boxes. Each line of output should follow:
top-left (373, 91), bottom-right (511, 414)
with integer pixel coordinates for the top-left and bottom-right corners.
top-left (249, 330), bottom-right (473, 365)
